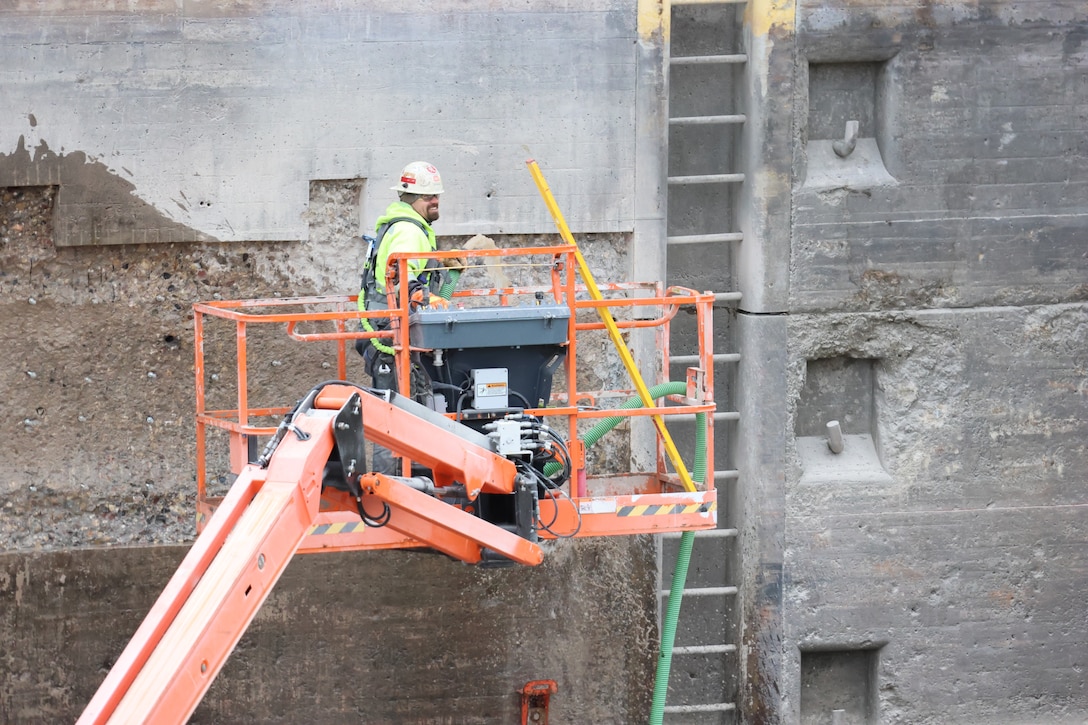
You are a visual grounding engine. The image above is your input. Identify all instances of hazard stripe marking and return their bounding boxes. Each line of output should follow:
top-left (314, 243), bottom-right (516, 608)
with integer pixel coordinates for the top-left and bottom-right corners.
top-left (308, 521), bottom-right (366, 536)
top-left (617, 501), bottom-right (716, 517)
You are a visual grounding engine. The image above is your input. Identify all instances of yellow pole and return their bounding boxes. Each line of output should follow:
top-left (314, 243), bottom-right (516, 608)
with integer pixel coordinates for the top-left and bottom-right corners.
top-left (526, 160), bottom-right (696, 493)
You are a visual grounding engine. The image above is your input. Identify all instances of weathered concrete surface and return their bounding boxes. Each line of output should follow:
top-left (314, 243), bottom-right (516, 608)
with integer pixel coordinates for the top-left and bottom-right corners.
top-left (0, 138), bottom-right (218, 247)
top-left (733, 311), bottom-right (790, 725)
top-left (722, 0), bottom-right (1088, 723)
top-left (779, 304), bottom-right (1088, 723)
top-left (787, 505), bottom-right (1087, 725)
top-left (792, 1), bottom-right (1088, 311)
top-left (3, 0), bottom-right (1088, 723)
top-left (0, 0), bottom-right (640, 243)
top-left (0, 178), bottom-right (631, 550)
top-left (0, 537), bottom-right (658, 724)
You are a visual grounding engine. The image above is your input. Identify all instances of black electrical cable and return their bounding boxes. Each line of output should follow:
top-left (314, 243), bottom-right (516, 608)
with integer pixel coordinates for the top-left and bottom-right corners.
top-left (430, 380), bottom-right (465, 395)
top-left (355, 495), bottom-right (392, 527)
top-left (522, 417), bottom-right (571, 487)
top-left (258, 379), bottom-right (400, 529)
top-left (530, 426), bottom-right (578, 536)
top-left (526, 463), bottom-right (581, 538)
top-left (259, 379), bottom-right (372, 468)
top-left (530, 424), bottom-right (565, 478)
top-left (541, 427), bottom-right (572, 484)
top-left (533, 476), bottom-right (563, 533)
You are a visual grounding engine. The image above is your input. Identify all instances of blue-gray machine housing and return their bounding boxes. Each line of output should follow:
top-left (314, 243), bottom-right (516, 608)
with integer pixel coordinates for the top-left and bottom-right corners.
top-left (408, 303), bottom-right (571, 421)
top-left (408, 303), bottom-right (572, 551)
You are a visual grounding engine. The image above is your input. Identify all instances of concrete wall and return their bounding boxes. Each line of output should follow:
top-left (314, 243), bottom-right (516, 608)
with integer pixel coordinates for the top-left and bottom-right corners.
top-left (793, 1), bottom-right (1088, 311)
top-left (0, 0), bottom-right (639, 246)
top-left (0, 2), bottom-right (666, 722)
top-left (731, 0), bottom-right (1088, 723)
top-left (0, 539), bottom-right (658, 724)
top-left (784, 306), bottom-right (1088, 725)
top-left (2, 0), bottom-right (1087, 723)
top-left (0, 0), bottom-right (655, 537)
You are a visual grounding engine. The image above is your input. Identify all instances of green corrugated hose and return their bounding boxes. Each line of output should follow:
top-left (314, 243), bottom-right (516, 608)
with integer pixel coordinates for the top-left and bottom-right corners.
top-left (543, 382), bottom-right (695, 478)
top-left (437, 268), bottom-right (461, 300)
top-left (539, 381), bottom-right (708, 723)
top-left (649, 384), bottom-right (706, 725)
top-left (651, 528), bottom-right (696, 724)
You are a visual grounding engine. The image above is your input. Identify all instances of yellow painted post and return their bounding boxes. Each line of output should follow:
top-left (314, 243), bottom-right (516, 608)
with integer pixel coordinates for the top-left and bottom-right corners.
top-left (526, 159), bottom-right (696, 493)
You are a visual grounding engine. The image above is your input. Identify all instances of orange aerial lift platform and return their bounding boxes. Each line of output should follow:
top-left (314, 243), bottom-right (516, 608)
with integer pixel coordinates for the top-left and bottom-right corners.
top-left (78, 164), bottom-right (727, 724)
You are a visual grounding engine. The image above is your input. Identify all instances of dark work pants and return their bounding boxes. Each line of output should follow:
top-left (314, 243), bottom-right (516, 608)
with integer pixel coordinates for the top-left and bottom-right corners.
top-left (365, 349), bottom-right (434, 476)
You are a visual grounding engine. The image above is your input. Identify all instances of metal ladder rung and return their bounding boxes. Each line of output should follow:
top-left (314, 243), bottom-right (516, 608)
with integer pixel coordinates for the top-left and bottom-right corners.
top-left (664, 702), bottom-right (738, 714)
top-left (662, 527), bottom-right (738, 540)
top-left (664, 411), bottom-right (740, 423)
top-left (672, 643), bottom-right (738, 655)
top-left (670, 114), bottom-right (746, 125)
top-left (667, 232), bottom-right (744, 244)
top-left (668, 173), bottom-right (745, 185)
top-left (657, 468), bottom-right (735, 485)
top-left (671, 352), bottom-right (741, 365)
top-left (660, 586), bottom-right (739, 598)
top-left (671, 54), bottom-right (748, 65)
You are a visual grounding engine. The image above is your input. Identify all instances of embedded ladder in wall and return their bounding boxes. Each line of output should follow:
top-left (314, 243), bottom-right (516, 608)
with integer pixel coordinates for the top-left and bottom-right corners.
top-left (666, 0), bottom-right (748, 250)
top-left (659, 528), bottom-right (740, 718)
top-left (659, 0), bottom-right (748, 721)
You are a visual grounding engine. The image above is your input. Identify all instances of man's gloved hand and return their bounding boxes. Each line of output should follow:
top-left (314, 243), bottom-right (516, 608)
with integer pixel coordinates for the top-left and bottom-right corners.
top-left (446, 256), bottom-right (468, 273)
top-left (410, 288), bottom-right (450, 310)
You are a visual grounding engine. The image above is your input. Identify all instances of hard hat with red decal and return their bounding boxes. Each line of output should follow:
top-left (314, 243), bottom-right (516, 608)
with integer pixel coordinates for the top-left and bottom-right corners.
top-left (391, 161), bottom-right (445, 195)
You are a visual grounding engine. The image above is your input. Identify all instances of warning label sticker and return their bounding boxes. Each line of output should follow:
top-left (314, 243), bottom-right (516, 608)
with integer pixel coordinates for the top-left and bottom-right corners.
top-left (579, 499), bottom-right (618, 514)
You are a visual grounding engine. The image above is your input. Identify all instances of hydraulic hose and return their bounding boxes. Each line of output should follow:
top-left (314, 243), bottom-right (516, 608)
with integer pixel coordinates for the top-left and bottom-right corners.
top-left (650, 528), bottom-right (695, 725)
top-left (543, 381), bottom-right (692, 478)
top-left (438, 268), bottom-right (461, 300)
top-left (649, 382), bottom-right (707, 723)
top-left (538, 380), bottom-right (709, 723)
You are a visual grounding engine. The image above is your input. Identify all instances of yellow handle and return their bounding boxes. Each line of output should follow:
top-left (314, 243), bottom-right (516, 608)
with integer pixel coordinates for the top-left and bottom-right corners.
top-left (527, 160), bottom-right (696, 493)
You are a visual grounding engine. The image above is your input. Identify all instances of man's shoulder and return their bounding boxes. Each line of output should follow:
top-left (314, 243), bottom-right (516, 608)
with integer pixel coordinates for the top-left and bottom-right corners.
top-left (378, 203), bottom-right (429, 233)
top-left (379, 218), bottom-right (430, 255)
top-left (383, 217), bottom-right (429, 241)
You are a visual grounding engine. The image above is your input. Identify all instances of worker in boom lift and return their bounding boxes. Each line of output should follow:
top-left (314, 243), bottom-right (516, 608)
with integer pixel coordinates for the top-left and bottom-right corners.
top-left (356, 161), bottom-right (464, 472)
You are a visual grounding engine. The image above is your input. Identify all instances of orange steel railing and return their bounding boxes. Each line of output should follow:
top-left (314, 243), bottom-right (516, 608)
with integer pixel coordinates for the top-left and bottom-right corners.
top-left (193, 244), bottom-right (724, 542)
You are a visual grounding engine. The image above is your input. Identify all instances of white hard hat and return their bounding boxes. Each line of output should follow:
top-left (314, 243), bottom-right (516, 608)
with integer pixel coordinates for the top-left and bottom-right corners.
top-left (391, 161), bottom-right (444, 195)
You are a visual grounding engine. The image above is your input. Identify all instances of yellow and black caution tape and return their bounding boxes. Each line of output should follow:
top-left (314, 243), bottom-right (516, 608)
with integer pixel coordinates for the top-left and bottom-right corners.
top-left (307, 520), bottom-right (366, 536)
top-left (617, 501), bottom-right (716, 517)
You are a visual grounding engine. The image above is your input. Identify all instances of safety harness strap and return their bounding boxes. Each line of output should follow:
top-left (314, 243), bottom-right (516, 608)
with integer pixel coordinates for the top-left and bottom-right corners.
top-left (359, 216), bottom-right (430, 356)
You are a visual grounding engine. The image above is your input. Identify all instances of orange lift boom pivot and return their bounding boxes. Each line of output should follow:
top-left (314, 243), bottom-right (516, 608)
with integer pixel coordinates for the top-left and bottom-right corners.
top-left (78, 385), bottom-right (543, 724)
